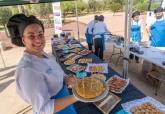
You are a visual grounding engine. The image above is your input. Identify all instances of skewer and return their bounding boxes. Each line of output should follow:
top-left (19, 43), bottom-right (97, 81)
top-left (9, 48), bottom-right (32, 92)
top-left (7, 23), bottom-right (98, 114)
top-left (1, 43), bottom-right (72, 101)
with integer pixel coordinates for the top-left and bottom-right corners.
top-left (90, 71), bottom-right (94, 89)
top-left (82, 76), bottom-right (85, 88)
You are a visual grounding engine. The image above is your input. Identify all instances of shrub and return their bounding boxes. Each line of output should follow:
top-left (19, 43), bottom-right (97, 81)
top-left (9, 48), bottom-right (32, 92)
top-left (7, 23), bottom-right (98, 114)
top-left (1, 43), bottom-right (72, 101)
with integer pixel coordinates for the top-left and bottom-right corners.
top-left (109, 2), bottom-right (123, 14)
top-left (134, 2), bottom-right (148, 12)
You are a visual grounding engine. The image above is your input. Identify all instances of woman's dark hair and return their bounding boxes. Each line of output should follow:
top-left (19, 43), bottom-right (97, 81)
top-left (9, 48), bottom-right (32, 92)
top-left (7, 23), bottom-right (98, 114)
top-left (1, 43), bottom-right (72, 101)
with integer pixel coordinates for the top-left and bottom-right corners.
top-left (94, 15), bottom-right (99, 21)
top-left (132, 11), bottom-right (140, 18)
top-left (99, 15), bottom-right (104, 21)
top-left (7, 14), bottom-right (44, 47)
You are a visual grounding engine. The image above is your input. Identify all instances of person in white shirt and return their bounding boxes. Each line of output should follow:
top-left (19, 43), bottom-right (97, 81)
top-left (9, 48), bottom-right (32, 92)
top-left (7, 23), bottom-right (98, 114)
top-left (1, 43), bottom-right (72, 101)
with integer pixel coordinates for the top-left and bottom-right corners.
top-left (93, 15), bottom-right (110, 59)
top-left (7, 14), bottom-right (78, 114)
top-left (85, 15), bottom-right (99, 50)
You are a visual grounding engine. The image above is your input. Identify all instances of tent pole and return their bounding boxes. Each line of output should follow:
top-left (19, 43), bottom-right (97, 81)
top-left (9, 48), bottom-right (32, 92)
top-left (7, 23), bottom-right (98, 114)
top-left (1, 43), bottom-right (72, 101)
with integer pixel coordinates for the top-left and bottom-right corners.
top-left (0, 48), bottom-right (6, 68)
top-left (123, 0), bottom-right (133, 79)
top-left (74, 0), bottom-right (80, 42)
top-left (123, 0), bottom-right (129, 79)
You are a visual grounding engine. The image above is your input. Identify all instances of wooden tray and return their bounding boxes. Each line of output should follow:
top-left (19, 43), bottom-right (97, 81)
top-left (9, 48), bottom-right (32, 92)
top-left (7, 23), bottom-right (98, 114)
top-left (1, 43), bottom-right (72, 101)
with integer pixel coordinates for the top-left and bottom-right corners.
top-left (93, 92), bottom-right (121, 114)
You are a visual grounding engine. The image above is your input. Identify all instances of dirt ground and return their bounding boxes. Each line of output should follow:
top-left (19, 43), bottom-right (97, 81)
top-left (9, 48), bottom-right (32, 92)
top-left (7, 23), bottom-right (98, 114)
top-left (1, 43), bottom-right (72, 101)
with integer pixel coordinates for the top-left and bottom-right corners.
top-left (0, 12), bottom-right (164, 114)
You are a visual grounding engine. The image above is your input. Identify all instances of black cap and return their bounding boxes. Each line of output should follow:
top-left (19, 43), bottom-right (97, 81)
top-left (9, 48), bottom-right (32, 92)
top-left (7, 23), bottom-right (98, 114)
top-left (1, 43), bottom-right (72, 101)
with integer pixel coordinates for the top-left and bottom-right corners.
top-left (132, 11), bottom-right (140, 18)
top-left (154, 7), bottom-right (163, 13)
top-left (7, 14), bottom-right (44, 47)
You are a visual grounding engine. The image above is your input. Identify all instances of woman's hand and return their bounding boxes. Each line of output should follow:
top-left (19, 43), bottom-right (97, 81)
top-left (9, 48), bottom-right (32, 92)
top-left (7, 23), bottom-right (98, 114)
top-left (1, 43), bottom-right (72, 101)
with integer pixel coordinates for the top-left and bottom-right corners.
top-left (64, 75), bottom-right (77, 88)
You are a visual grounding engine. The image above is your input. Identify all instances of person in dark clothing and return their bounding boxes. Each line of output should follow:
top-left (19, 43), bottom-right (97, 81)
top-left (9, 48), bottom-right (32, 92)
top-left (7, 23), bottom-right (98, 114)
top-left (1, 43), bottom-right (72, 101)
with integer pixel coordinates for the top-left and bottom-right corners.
top-left (93, 15), bottom-right (110, 59)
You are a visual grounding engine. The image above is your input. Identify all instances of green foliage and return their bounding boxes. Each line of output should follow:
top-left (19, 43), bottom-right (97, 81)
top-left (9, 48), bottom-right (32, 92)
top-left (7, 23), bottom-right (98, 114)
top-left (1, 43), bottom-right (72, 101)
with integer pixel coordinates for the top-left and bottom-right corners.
top-left (24, 3), bottom-right (53, 18)
top-left (88, 0), bottom-right (97, 12)
top-left (0, 7), bottom-right (12, 37)
top-left (109, 2), bottom-right (123, 13)
top-left (0, 7), bottom-right (12, 26)
top-left (10, 6), bottom-right (19, 15)
top-left (95, 1), bottom-right (105, 11)
top-left (134, 0), bottom-right (148, 12)
top-left (77, 1), bottom-right (88, 13)
top-left (150, 3), bottom-right (160, 11)
top-left (61, 1), bottom-right (75, 14)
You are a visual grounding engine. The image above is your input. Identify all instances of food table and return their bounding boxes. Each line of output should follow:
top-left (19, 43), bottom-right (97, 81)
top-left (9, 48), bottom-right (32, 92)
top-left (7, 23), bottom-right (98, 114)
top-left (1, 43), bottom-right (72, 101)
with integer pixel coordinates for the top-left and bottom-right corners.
top-left (51, 39), bottom-right (146, 114)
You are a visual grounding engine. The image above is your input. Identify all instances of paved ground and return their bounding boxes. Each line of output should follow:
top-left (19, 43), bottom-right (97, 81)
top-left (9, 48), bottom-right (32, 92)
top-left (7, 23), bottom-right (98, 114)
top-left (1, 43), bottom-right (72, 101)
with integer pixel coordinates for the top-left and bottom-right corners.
top-left (0, 12), bottom-right (165, 114)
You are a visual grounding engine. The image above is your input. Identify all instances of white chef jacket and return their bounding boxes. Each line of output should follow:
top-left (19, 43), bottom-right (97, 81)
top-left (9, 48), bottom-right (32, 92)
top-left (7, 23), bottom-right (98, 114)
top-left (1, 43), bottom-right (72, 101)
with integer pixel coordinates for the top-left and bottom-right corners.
top-left (93, 21), bottom-right (107, 39)
top-left (15, 52), bottom-right (65, 114)
top-left (85, 20), bottom-right (95, 34)
top-left (146, 16), bottom-right (164, 27)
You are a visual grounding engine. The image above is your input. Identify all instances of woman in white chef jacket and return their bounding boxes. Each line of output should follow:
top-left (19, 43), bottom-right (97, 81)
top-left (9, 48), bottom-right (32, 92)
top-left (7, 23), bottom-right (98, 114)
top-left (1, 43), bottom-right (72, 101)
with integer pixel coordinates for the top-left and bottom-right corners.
top-left (7, 14), bottom-right (78, 114)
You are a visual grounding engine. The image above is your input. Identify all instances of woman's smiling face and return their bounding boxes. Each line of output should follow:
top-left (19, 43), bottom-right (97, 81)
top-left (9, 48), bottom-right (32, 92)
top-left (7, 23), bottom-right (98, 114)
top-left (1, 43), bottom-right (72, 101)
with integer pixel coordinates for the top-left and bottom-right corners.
top-left (22, 24), bottom-right (45, 56)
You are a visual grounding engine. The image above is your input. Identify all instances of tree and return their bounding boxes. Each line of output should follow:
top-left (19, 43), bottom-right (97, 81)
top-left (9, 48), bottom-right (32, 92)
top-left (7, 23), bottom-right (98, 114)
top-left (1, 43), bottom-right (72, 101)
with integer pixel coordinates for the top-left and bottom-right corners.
top-left (0, 7), bottom-right (12, 37)
top-left (134, 0), bottom-right (148, 12)
top-left (108, 0), bottom-right (123, 15)
top-left (88, 0), bottom-right (97, 13)
top-left (29, 3), bottom-right (52, 18)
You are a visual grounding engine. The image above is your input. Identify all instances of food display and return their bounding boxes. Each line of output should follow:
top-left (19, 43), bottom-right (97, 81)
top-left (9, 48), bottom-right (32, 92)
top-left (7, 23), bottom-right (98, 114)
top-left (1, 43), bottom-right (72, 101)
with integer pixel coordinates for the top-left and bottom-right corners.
top-left (78, 58), bottom-right (92, 64)
top-left (64, 59), bottom-right (75, 65)
top-left (94, 92), bottom-right (121, 114)
top-left (130, 102), bottom-right (163, 114)
top-left (91, 74), bottom-right (106, 81)
top-left (65, 53), bottom-right (76, 59)
top-left (78, 49), bottom-right (91, 55)
top-left (122, 97), bottom-right (165, 114)
top-left (63, 49), bottom-right (71, 54)
top-left (71, 48), bottom-right (82, 53)
top-left (66, 64), bottom-right (85, 73)
top-left (62, 45), bottom-right (71, 50)
top-left (72, 55), bottom-right (82, 60)
top-left (86, 63), bottom-right (108, 73)
top-left (89, 66), bottom-right (104, 73)
top-left (72, 77), bottom-right (109, 102)
top-left (70, 44), bottom-right (82, 48)
top-left (55, 44), bottom-right (64, 49)
top-left (107, 75), bottom-right (129, 93)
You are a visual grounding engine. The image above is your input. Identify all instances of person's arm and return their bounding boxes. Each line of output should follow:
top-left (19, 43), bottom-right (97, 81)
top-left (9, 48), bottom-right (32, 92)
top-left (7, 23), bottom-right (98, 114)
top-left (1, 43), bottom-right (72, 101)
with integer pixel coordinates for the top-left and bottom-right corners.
top-left (139, 19), bottom-right (143, 40)
top-left (54, 95), bottom-right (77, 113)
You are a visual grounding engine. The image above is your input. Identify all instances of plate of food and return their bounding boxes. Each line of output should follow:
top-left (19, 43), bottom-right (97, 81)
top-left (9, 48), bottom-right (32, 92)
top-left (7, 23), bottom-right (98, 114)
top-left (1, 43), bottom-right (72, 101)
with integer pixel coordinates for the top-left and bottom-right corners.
top-left (66, 64), bottom-right (86, 73)
top-left (78, 58), bottom-right (92, 64)
top-left (86, 63), bottom-right (108, 73)
top-left (64, 53), bottom-right (76, 59)
top-left (91, 74), bottom-right (106, 81)
top-left (78, 49), bottom-right (91, 55)
top-left (106, 75), bottom-right (129, 94)
top-left (72, 55), bottom-right (82, 60)
top-left (64, 59), bottom-right (75, 65)
top-left (69, 44), bottom-right (82, 48)
top-left (72, 77), bottom-right (109, 102)
top-left (71, 48), bottom-right (82, 53)
top-left (122, 97), bottom-right (165, 114)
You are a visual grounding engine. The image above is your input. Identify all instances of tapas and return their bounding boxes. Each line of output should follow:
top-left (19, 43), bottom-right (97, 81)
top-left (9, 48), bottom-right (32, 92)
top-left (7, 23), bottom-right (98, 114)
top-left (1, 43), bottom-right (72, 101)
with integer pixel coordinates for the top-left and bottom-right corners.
top-left (78, 49), bottom-right (91, 55)
top-left (78, 58), bottom-right (92, 64)
top-left (64, 59), bottom-right (75, 65)
top-left (66, 64), bottom-right (85, 73)
top-left (107, 75), bottom-right (129, 93)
